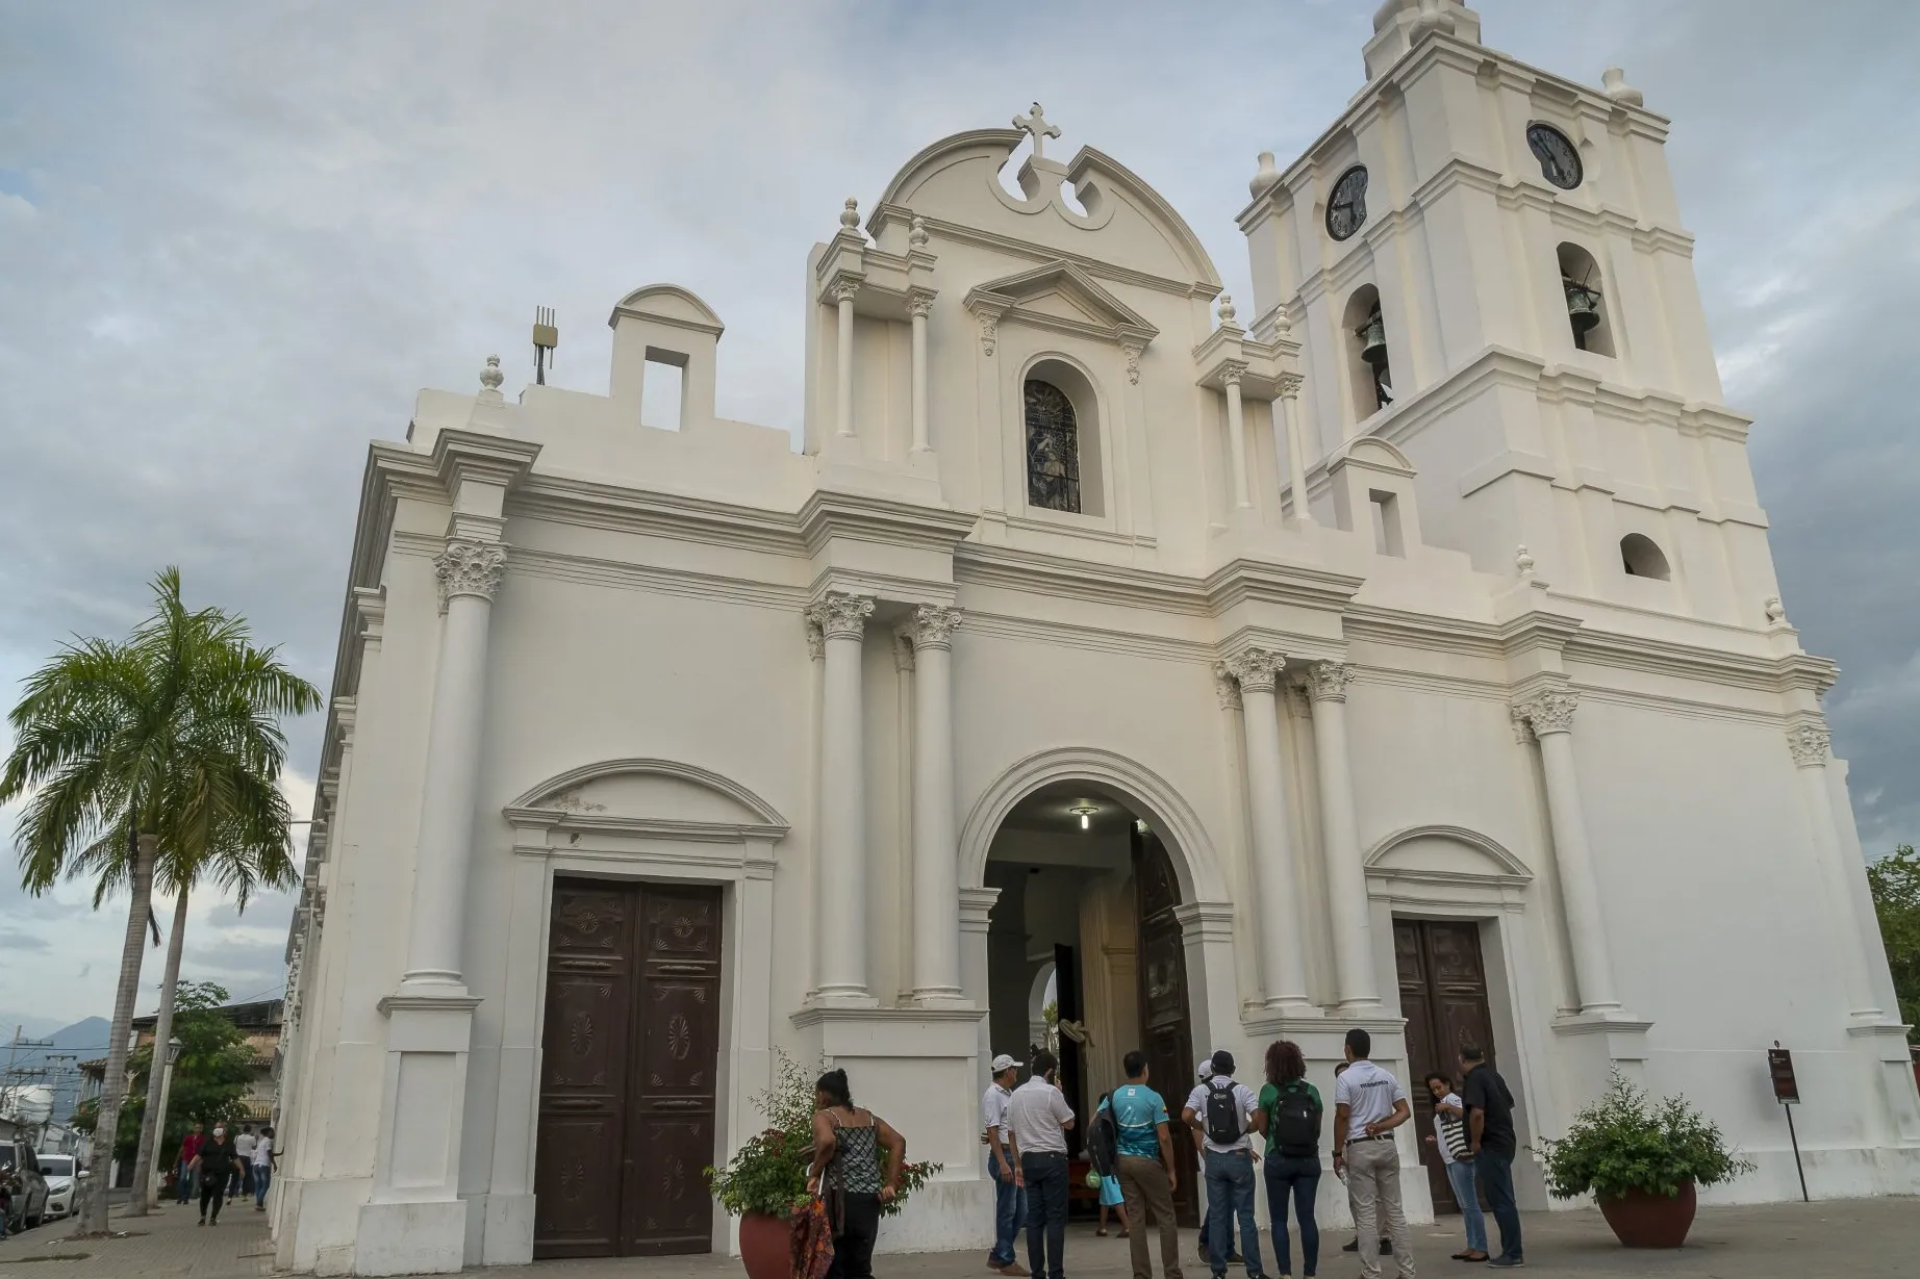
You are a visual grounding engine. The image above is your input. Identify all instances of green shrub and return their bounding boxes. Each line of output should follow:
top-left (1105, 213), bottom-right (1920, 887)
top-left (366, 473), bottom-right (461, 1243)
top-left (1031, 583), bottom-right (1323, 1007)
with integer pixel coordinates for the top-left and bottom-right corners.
top-left (1538, 1069), bottom-right (1754, 1200)
top-left (705, 1051), bottom-right (942, 1219)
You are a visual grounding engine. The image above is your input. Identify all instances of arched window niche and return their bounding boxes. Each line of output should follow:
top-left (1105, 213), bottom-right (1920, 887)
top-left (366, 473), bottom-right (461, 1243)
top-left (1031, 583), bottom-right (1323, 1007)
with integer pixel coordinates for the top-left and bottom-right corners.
top-left (1022, 358), bottom-right (1105, 518)
top-left (1558, 242), bottom-right (1616, 357)
top-left (1620, 533), bottom-right (1670, 580)
top-left (1342, 284), bottom-right (1394, 421)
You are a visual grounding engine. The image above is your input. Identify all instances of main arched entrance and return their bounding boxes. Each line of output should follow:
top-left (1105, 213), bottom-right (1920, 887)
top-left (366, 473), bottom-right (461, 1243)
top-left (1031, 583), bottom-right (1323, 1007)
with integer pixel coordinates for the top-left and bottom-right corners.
top-left (981, 780), bottom-right (1201, 1226)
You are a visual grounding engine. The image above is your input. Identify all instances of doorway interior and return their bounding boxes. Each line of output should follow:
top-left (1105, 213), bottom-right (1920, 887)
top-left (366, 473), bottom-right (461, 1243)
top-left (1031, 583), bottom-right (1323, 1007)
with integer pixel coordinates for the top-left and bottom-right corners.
top-left (984, 782), bottom-right (1199, 1225)
top-left (532, 877), bottom-right (724, 1259)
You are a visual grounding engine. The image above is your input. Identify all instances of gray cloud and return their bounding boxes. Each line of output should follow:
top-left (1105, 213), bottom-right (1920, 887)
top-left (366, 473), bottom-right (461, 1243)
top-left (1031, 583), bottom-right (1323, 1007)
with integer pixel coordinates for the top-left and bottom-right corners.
top-left (0, 1), bottom-right (1914, 1020)
top-left (0, 930), bottom-right (51, 954)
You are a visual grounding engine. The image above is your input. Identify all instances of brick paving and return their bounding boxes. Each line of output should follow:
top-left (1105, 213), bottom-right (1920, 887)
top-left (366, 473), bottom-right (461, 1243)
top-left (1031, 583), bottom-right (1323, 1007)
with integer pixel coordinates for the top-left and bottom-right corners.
top-left (0, 1196), bottom-right (1910, 1277)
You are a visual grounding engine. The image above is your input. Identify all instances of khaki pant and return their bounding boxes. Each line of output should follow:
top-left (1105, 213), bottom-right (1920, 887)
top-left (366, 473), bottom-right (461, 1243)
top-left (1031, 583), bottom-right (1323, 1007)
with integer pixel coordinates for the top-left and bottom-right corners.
top-left (1346, 1138), bottom-right (1414, 1279)
top-left (1116, 1155), bottom-right (1184, 1279)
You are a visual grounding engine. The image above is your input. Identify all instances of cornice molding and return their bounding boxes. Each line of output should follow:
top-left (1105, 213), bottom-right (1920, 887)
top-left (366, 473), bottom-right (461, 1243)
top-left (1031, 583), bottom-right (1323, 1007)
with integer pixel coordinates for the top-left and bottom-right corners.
top-left (797, 488), bottom-right (979, 557)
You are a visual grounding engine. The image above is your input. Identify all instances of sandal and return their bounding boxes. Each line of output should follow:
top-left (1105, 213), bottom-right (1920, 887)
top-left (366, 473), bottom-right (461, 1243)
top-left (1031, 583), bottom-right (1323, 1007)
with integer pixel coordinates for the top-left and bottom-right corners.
top-left (1097, 1229), bottom-right (1109, 1237)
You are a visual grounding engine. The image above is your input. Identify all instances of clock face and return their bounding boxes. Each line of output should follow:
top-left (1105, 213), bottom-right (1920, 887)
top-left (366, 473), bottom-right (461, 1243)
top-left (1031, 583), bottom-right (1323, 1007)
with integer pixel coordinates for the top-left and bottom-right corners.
top-left (1326, 166), bottom-right (1369, 241)
top-left (1527, 123), bottom-right (1582, 190)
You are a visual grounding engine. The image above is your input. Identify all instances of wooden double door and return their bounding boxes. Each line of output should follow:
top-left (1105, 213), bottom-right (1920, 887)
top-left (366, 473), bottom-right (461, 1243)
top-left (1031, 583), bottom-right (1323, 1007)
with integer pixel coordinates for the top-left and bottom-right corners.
top-left (533, 878), bottom-right (723, 1259)
top-left (1394, 919), bottom-right (1497, 1216)
top-left (1132, 826), bottom-right (1200, 1227)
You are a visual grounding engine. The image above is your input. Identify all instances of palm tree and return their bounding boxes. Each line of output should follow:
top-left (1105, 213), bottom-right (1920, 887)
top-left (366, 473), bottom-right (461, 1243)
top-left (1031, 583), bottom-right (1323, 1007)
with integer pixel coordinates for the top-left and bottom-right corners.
top-left (0, 569), bottom-right (319, 1233)
top-left (117, 800), bottom-right (299, 1216)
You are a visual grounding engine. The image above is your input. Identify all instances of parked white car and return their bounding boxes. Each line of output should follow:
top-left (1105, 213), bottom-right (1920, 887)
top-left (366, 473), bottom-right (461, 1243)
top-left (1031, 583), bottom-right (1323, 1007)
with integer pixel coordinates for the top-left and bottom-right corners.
top-left (37, 1155), bottom-right (76, 1222)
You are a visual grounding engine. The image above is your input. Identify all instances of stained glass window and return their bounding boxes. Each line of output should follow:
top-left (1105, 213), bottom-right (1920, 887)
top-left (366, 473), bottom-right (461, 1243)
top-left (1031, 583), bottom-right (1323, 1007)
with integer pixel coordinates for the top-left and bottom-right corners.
top-left (1025, 380), bottom-right (1080, 513)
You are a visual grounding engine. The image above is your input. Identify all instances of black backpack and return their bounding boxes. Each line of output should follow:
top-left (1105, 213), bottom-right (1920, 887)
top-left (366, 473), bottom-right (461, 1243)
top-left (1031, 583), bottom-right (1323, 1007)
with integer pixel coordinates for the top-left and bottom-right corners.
top-left (1203, 1081), bottom-right (1244, 1146)
top-left (1269, 1083), bottom-right (1319, 1157)
top-left (1089, 1093), bottom-right (1120, 1177)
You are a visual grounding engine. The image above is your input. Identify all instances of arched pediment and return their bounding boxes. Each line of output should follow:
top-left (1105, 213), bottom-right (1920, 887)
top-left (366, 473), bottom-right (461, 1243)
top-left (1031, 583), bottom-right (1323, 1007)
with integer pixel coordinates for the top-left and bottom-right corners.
top-left (1364, 825), bottom-right (1530, 886)
top-left (1333, 436), bottom-right (1417, 476)
top-left (872, 124), bottom-right (1222, 292)
top-left (607, 284), bottom-right (725, 337)
top-left (505, 758), bottom-right (788, 838)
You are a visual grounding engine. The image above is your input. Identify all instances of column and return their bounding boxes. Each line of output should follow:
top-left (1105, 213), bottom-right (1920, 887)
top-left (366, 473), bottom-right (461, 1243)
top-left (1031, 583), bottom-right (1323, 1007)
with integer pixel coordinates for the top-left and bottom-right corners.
top-left (1515, 690), bottom-right (1621, 1014)
top-left (1279, 375), bottom-right (1314, 525)
top-left (1787, 722), bottom-right (1884, 1021)
top-left (910, 605), bottom-right (965, 1003)
top-left (1223, 362), bottom-right (1252, 510)
top-left (403, 537), bottom-right (507, 990)
top-left (909, 291), bottom-right (935, 454)
top-left (808, 591), bottom-right (875, 1004)
top-left (1225, 649), bottom-right (1313, 1012)
top-left (834, 280), bottom-right (860, 439)
top-left (1304, 662), bottom-right (1381, 1010)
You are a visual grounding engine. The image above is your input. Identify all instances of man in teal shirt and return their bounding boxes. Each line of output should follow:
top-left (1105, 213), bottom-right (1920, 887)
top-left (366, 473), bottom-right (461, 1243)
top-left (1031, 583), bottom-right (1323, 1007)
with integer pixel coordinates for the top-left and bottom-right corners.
top-left (1102, 1051), bottom-right (1184, 1279)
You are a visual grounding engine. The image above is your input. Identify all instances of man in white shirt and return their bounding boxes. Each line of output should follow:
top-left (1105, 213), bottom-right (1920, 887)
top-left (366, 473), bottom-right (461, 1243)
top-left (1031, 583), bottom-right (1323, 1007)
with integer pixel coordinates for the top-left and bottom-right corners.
top-left (1181, 1050), bottom-right (1267, 1279)
top-left (232, 1126), bottom-right (257, 1200)
top-left (1332, 1030), bottom-right (1414, 1279)
top-left (1007, 1050), bottom-right (1076, 1279)
top-left (251, 1126), bottom-right (275, 1212)
top-left (983, 1054), bottom-right (1029, 1274)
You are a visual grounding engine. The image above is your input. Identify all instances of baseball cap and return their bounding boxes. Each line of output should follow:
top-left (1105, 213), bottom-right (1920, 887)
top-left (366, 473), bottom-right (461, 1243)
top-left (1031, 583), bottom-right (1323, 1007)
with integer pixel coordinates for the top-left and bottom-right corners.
top-left (991, 1054), bottom-right (1020, 1073)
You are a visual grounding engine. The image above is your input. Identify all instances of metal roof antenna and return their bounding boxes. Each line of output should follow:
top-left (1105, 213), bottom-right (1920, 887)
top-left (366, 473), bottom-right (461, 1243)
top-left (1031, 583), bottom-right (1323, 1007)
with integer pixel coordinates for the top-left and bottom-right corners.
top-left (533, 306), bottom-right (559, 385)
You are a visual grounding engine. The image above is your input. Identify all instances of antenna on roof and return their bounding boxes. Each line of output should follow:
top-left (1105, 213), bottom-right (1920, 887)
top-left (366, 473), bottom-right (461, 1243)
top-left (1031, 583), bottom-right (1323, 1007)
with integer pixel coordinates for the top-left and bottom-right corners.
top-left (533, 307), bottom-right (559, 385)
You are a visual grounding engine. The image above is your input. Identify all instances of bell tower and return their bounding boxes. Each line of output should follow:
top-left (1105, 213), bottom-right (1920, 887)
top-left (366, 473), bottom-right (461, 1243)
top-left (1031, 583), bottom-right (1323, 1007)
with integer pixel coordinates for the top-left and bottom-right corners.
top-left (1239, 0), bottom-right (1778, 629)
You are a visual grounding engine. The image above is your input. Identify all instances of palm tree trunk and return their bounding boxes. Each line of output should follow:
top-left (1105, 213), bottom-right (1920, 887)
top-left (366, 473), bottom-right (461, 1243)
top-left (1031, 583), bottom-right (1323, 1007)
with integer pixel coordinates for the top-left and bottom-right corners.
top-left (82, 832), bottom-right (156, 1234)
top-left (123, 886), bottom-right (188, 1217)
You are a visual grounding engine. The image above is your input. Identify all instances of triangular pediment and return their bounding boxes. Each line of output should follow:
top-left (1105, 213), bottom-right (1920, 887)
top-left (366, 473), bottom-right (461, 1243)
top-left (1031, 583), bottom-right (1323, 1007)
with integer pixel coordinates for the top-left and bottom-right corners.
top-left (964, 261), bottom-right (1159, 348)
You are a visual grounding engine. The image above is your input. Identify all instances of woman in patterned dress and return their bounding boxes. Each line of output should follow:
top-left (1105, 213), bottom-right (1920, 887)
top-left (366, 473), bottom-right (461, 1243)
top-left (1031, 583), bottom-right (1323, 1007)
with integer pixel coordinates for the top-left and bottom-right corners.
top-left (807, 1069), bottom-right (907, 1279)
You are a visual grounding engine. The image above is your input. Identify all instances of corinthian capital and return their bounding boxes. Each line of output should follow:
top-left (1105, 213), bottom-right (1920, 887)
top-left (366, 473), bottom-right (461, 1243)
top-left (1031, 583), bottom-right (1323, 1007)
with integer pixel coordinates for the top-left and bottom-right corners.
top-left (1514, 689), bottom-right (1579, 736)
top-left (1306, 661), bottom-right (1355, 703)
top-left (912, 604), bottom-right (963, 651)
top-left (1786, 722), bottom-right (1831, 768)
top-left (907, 289), bottom-right (936, 319)
top-left (1212, 662), bottom-right (1242, 711)
top-left (806, 592), bottom-right (875, 641)
top-left (1224, 648), bottom-right (1286, 694)
top-left (435, 540), bottom-right (507, 604)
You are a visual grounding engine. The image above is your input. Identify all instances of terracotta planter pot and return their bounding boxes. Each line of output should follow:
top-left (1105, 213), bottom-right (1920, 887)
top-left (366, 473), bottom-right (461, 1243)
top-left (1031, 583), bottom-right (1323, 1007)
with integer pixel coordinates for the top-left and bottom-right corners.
top-left (739, 1211), bottom-right (791, 1279)
top-left (1597, 1181), bottom-right (1697, 1248)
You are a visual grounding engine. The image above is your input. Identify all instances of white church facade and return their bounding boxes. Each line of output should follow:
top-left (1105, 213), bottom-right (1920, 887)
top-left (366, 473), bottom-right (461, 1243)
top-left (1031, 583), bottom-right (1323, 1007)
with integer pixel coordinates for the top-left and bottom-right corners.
top-left (271, 3), bottom-right (1920, 1273)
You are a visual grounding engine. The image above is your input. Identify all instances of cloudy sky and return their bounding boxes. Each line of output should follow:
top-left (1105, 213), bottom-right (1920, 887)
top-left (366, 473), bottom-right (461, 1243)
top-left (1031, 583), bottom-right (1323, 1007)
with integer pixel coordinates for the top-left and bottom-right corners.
top-left (1, 0), bottom-right (1915, 1027)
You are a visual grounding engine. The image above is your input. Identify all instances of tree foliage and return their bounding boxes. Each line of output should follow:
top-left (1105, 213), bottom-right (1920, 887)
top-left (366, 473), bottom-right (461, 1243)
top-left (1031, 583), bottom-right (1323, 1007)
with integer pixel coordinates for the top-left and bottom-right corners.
top-left (82, 982), bottom-right (258, 1165)
top-left (1866, 844), bottom-right (1920, 1040)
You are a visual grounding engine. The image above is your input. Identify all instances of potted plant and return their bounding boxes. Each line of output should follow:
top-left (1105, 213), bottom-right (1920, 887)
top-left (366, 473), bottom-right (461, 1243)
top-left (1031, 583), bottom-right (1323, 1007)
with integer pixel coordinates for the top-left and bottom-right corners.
top-left (1538, 1069), bottom-right (1755, 1248)
top-left (707, 1052), bottom-right (943, 1279)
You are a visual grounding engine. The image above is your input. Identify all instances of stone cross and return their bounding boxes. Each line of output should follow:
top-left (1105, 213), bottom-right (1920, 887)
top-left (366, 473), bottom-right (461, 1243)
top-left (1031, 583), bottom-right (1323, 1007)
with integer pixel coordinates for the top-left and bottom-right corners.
top-left (1014, 102), bottom-right (1062, 161)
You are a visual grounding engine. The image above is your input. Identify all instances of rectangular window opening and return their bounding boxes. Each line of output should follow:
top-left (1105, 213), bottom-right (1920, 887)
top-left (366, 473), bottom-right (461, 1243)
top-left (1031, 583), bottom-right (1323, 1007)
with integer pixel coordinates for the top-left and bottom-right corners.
top-left (640, 352), bottom-right (686, 431)
top-left (1370, 489), bottom-right (1405, 557)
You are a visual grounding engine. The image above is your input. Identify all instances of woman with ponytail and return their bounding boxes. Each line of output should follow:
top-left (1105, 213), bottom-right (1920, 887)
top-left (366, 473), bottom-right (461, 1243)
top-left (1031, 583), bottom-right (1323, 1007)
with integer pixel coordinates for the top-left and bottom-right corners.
top-left (808, 1068), bottom-right (907, 1279)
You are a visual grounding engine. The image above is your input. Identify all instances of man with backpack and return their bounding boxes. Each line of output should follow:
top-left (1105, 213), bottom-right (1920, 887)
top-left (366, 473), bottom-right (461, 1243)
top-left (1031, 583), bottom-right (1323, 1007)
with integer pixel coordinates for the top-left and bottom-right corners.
top-left (1182, 1050), bottom-right (1268, 1279)
top-left (1098, 1051), bottom-right (1183, 1279)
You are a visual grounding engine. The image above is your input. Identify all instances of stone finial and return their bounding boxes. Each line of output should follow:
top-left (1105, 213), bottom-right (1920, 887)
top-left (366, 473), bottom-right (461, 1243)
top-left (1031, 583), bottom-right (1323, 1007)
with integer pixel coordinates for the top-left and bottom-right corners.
top-left (908, 214), bottom-right (930, 250)
top-left (1515, 544), bottom-right (1536, 579)
top-left (1602, 66), bottom-right (1644, 107)
top-left (1410, 0), bottom-right (1457, 43)
top-left (840, 197), bottom-right (860, 229)
top-left (1764, 595), bottom-right (1788, 626)
top-left (1218, 294), bottom-right (1239, 328)
top-left (478, 354), bottom-right (504, 400)
top-left (1249, 151), bottom-right (1281, 199)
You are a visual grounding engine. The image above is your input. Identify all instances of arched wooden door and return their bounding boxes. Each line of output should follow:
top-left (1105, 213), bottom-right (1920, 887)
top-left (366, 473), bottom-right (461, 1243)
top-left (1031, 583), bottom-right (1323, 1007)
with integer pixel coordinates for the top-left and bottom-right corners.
top-left (1132, 825), bottom-right (1199, 1226)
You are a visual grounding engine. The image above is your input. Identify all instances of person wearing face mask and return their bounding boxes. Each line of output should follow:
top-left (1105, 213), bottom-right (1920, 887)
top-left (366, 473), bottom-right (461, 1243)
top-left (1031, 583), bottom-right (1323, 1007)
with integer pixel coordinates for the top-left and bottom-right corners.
top-left (190, 1123), bottom-right (239, 1226)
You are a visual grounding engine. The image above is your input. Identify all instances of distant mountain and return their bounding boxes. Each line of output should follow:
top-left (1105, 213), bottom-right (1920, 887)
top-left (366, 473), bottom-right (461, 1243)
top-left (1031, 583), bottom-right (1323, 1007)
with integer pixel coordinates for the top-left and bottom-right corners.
top-left (2, 1017), bottom-right (111, 1125)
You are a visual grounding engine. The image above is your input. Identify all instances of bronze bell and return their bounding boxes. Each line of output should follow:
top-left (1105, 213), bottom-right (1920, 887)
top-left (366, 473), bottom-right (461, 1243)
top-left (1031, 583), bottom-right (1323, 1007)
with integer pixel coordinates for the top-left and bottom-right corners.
top-left (1564, 280), bottom-right (1601, 335)
top-left (1358, 313), bottom-right (1389, 367)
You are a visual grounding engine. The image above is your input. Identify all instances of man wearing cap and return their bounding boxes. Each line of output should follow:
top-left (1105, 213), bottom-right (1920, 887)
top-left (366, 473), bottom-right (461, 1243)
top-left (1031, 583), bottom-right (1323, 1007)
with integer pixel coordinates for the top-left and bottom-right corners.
top-left (983, 1054), bottom-right (1028, 1274)
top-left (1183, 1050), bottom-right (1267, 1279)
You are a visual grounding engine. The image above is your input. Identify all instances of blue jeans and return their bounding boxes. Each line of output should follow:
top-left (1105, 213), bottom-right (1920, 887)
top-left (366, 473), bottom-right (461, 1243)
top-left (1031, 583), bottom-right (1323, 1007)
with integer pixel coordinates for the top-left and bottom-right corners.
top-left (1263, 1155), bottom-right (1320, 1277)
top-left (176, 1160), bottom-right (196, 1204)
top-left (989, 1156), bottom-right (1025, 1266)
top-left (1474, 1148), bottom-right (1522, 1261)
top-left (1444, 1159), bottom-right (1487, 1254)
top-left (1203, 1149), bottom-right (1263, 1278)
top-left (1021, 1151), bottom-right (1069, 1279)
top-left (253, 1165), bottom-right (272, 1207)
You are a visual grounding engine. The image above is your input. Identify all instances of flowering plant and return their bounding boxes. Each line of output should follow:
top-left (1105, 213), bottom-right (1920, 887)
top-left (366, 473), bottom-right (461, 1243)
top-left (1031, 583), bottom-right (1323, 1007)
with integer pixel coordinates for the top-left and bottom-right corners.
top-left (705, 1051), bottom-right (942, 1219)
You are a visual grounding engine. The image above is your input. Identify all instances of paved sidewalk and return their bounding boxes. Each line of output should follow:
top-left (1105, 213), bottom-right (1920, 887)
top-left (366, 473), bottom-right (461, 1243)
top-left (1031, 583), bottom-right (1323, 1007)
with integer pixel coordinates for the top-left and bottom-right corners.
top-left (0, 1196), bottom-right (1911, 1277)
